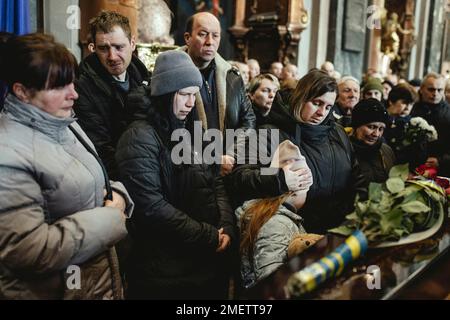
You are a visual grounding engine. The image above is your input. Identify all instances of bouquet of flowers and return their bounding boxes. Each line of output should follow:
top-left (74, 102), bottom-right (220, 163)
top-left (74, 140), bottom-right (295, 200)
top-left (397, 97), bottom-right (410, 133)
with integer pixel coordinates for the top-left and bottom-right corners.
top-left (416, 164), bottom-right (450, 199)
top-left (392, 117), bottom-right (438, 150)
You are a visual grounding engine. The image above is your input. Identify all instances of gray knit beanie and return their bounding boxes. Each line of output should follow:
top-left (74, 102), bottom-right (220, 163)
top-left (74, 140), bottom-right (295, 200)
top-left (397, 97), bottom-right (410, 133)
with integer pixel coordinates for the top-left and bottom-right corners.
top-left (151, 50), bottom-right (203, 96)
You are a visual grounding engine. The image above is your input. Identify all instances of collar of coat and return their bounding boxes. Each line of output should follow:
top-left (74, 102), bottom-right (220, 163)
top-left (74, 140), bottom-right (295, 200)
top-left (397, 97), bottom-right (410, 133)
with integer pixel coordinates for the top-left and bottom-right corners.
top-left (178, 46), bottom-right (232, 132)
top-left (3, 94), bottom-right (75, 142)
top-left (78, 53), bottom-right (149, 98)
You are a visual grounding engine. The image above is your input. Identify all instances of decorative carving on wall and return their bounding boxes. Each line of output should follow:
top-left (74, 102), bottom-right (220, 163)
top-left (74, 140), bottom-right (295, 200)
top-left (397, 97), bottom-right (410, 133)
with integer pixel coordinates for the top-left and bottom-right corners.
top-left (381, 0), bottom-right (416, 78)
top-left (228, 0), bottom-right (308, 69)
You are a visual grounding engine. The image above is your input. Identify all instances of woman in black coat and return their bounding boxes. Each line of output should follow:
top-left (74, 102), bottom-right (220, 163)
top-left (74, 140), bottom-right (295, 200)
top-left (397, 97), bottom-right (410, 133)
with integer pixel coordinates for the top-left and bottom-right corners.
top-left (115, 51), bottom-right (235, 299)
top-left (226, 69), bottom-right (366, 234)
top-left (350, 99), bottom-right (395, 183)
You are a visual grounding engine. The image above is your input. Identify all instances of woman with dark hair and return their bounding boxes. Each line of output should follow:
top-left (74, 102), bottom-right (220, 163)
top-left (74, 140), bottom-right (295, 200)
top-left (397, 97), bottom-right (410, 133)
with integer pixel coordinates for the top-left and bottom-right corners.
top-left (263, 69), bottom-right (366, 233)
top-left (0, 33), bottom-right (132, 299)
top-left (115, 50), bottom-right (235, 299)
top-left (384, 83), bottom-right (427, 169)
top-left (227, 69), bottom-right (365, 234)
top-left (350, 98), bottom-right (395, 183)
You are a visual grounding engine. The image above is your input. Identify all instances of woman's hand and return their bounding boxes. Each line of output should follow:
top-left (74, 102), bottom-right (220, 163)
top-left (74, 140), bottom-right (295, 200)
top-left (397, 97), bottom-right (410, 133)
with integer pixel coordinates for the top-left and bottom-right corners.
top-left (104, 191), bottom-right (126, 215)
top-left (283, 163), bottom-right (313, 191)
top-left (220, 155), bottom-right (235, 176)
top-left (216, 228), bottom-right (231, 252)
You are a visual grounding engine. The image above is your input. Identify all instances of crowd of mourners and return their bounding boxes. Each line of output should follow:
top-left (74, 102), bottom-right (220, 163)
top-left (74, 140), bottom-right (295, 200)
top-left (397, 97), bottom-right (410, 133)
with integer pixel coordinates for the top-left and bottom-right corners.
top-left (1, 10), bottom-right (450, 300)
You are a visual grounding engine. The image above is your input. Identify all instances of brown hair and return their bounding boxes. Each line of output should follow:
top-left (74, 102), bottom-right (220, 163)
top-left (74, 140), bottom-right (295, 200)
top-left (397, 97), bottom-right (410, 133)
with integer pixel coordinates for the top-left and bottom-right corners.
top-left (387, 83), bottom-right (418, 104)
top-left (1, 33), bottom-right (77, 91)
top-left (290, 69), bottom-right (337, 122)
top-left (89, 10), bottom-right (132, 43)
top-left (240, 193), bottom-right (292, 258)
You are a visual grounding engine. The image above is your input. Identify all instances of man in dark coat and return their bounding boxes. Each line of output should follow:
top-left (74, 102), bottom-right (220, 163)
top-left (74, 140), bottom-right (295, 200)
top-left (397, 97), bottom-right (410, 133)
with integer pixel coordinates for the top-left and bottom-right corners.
top-left (411, 73), bottom-right (450, 176)
top-left (74, 11), bottom-right (150, 180)
top-left (183, 12), bottom-right (256, 176)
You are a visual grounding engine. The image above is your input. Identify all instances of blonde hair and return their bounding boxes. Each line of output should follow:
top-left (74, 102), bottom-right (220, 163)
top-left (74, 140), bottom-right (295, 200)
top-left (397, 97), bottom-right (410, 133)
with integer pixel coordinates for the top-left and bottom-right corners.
top-left (247, 73), bottom-right (280, 95)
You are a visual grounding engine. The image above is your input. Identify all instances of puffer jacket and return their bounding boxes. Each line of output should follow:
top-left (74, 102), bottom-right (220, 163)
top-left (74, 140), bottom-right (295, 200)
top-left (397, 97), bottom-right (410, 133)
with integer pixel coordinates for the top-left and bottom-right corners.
top-left (0, 95), bottom-right (131, 299)
top-left (115, 101), bottom-right (236, 299)
top-left (235, 200), bottom-right (306, 288)
top-left (351, 136), bottom-right (396, 183)
top-left (74, 53), bottom-right (151, 180)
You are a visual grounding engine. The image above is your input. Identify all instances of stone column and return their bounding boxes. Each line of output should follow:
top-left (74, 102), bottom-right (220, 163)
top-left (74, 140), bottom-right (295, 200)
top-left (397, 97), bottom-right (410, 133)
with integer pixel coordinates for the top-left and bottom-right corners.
top-left (366, 0), bottom-right (384, 74)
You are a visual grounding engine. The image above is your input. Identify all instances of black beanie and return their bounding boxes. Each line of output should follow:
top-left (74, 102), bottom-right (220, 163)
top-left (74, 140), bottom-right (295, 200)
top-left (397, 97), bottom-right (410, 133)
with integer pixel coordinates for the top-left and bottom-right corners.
top-left (351, 98), bottom-right (389, 128)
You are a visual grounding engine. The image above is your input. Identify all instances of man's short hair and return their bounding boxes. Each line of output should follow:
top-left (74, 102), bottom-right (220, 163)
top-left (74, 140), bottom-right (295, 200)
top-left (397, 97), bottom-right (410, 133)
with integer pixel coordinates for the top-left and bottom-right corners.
top-left (89, 10), bottom-right (132, 43)
top-left (421, 72), bottom-right (445, 86)
top-left (338, 76), bottom-right (360, 87)
top-left (185, 15), bottom-right (195, 34)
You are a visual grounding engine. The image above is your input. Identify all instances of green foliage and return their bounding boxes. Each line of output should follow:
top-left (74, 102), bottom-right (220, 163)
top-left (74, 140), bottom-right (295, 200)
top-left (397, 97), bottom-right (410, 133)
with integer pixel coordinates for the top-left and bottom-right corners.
top-left (329, 164), bottom-right (446, 244)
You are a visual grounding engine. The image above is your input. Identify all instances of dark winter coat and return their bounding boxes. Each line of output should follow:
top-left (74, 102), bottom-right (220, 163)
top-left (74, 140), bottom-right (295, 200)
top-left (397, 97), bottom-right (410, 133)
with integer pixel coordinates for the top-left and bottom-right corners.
top-left (179, 47), bottom-right (256, 133)
top-left (332, 103), bottom-right (352, 127)
top-left (226, 100), bottom-right (367, 233)
top-left (115, 98), bottom-right (236, 299)
top-left (74, 53), bottom-right (151, 180)
top-left (384, 115), bottom-right (428, 169)
top-left (351, 136), bottom-right (396, 183)
top-left (411, 100), bottom-right (450, 176)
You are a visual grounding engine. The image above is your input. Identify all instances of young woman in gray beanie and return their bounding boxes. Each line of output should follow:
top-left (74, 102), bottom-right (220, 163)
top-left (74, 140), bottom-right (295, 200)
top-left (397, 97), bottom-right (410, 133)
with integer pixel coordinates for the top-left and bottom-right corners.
top-left (115, 50), bottom-right (236, 299)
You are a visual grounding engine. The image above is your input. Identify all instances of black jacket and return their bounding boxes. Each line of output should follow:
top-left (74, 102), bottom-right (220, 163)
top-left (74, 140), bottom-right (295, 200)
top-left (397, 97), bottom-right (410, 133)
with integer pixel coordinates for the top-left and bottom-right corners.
top-left (115, 99), bottom-right (235, 299)
top-left (411, 100), bottom-right (450, 176)
top-left (384, 115), bottom-right (428, 170)
top-left (226, 101), bottom-right (367, 233)
top-left (332, 103), bottom-right (352, 127)
top-left (351, 136), bottom-right (396, 183)
top-left (74, 53), bottom-right (151, 180)
top-left (182, 48), bottom-right (255, 136)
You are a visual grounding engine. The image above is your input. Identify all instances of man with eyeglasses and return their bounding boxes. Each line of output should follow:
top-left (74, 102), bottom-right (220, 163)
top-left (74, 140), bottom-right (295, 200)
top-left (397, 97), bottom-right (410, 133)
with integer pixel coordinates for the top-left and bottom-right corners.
top-left (411, 72), bottom-right (450, 176)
